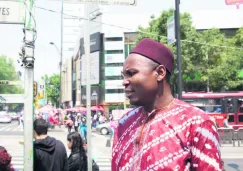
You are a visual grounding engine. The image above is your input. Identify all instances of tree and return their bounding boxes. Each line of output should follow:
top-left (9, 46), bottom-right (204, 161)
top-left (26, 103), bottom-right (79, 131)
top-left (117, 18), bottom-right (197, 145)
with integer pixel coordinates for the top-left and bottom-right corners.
top-left (0, 55), bottom-right (24, 94)
top-left (42, 74), bottom-right (60, 107)
top-left (136, 9), bottom-right (243, 92)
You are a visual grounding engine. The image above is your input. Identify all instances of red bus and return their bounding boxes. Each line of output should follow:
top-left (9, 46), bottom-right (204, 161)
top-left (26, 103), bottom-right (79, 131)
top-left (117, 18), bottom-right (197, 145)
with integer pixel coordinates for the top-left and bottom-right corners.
top-left (182, 92), bottom-right (243, 129)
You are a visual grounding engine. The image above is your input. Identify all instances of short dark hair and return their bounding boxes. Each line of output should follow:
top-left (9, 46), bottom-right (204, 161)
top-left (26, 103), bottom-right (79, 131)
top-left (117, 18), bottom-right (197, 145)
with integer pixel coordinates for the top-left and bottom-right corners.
top-left (34, 119), bottom-right (48, 136)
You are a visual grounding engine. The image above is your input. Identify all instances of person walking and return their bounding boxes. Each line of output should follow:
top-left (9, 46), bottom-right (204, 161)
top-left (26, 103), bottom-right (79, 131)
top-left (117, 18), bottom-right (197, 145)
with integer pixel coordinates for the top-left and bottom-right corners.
top-left (80, 117), bottom-right (87, 142)
top-left (66, 116), bottom-right (73, 134)
top-left (34, 119), bottom-right (68, 171)
top-left (67, 132), bottom-right (87, 171)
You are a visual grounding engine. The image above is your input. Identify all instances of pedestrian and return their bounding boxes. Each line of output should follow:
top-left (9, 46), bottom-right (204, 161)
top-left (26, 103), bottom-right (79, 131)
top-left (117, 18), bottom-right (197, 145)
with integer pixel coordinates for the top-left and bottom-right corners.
top-left (112, 38), bottom-right (223, 171)
top-left (67, 132), bottom-right (87, 171)
top-left (34, 119), bottom-right (68, 171)
top-left (74, 116), bottom-right (79, 132)
top-left (66, 116), bottom-right (73, 134)
top-left (0, 146), bottom-right (19, 171)
top-left (80, 117), bottom-right (87, 142)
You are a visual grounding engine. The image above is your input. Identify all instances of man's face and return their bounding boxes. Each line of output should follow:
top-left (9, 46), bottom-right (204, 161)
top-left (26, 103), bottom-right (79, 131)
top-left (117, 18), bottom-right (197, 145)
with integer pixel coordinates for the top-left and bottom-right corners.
top-left (122, 54), bottom-right (161, 106)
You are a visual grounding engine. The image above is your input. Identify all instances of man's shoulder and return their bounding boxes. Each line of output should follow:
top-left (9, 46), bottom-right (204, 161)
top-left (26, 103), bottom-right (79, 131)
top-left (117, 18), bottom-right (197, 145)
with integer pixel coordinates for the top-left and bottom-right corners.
top-left (118, 107), bottom-right (142, 125)
top-left (176, 99), bottom-right (210, 120)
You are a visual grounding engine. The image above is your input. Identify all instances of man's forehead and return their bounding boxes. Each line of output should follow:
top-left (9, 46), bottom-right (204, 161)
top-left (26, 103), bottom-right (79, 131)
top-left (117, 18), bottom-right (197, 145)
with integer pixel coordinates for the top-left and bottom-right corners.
top-left (124, 54), bottom-right (152, 68)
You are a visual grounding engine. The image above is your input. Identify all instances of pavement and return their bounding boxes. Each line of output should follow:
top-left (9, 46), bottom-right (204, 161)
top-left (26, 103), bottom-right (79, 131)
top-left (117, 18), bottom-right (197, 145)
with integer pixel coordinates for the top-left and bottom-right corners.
top-left (1, 122), bottom-right (243, 171)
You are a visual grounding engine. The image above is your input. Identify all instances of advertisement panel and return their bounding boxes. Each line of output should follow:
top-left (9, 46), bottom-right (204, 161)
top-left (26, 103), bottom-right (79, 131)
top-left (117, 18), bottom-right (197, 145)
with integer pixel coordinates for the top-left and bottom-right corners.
top-left (167, 15), bottom-right (176, 45)
top-left (105, 67), bottom-right (123, 76)
top-left (81, 52), bottom-right (100, 85)
top-left (105, 54), bottom-right (125, 64)
top-left (105, 80), bottom-right (123, 89)
top-left (80, 32), bottom-right (101, 55)
top-left (81, 86), bottom-right (100, 105)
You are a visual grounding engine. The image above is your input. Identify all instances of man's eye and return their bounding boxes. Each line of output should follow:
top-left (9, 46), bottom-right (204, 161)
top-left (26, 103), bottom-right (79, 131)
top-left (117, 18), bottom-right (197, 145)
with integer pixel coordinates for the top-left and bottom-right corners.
top-left (128, 72), bottom-right (136, 77)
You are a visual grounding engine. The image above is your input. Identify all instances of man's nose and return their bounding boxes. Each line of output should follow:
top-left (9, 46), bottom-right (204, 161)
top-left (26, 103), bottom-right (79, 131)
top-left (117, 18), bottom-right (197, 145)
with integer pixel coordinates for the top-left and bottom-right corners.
top-left (122, 79), bottom-right (129, 86)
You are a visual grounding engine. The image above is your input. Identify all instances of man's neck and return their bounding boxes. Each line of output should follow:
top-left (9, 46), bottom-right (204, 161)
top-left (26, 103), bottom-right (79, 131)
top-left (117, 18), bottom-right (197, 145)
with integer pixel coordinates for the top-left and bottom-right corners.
top-left (143, 87), bottom-right (174, 113)
top-left (35, 134), bottom-right (48, 140)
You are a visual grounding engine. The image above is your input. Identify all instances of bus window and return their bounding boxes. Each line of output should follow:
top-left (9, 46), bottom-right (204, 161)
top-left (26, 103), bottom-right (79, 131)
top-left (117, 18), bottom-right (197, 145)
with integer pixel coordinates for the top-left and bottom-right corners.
top-left (228, 115), bottom-right (234, 123)
top-left (184, 98), bottom-right (222, 113)
top-left (226, 99), bottom-right (234, 113)
top-left (239, 115), bottom-right (243, 122)
top-left (238, 99), bottom-right (243, 113)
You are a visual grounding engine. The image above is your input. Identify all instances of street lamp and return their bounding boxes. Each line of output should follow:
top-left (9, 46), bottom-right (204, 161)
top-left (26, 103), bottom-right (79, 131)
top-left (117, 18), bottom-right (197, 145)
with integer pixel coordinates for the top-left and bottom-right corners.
top-left (50, 42), bottom-right (62, 108)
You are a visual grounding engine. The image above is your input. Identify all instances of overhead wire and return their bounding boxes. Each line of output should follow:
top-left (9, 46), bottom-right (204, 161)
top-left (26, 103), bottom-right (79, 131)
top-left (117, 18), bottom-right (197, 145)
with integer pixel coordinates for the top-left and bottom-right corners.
top-left (34, 5), bottom-right (243, 51)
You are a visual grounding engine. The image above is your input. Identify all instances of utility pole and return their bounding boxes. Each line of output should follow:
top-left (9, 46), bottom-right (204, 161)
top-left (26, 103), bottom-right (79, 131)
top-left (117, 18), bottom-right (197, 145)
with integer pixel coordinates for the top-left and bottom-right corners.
top-left (175, 0), bottom-right (182, 99)
top-left (84, 2), bottom-right (92, 171)
top-left (60, 0), bottom-right (63, 108)
top-left (22, 0), bottom-right (36, 170)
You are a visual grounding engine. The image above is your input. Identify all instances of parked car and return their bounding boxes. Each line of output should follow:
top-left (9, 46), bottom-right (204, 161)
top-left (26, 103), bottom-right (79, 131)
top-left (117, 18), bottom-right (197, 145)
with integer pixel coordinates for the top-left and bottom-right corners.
top-left (0, 111), bottom-right (12, 123)
top-left (9, 112), bottom-right (18, 120)
top-left (96, 122), bottom-right (112, 135)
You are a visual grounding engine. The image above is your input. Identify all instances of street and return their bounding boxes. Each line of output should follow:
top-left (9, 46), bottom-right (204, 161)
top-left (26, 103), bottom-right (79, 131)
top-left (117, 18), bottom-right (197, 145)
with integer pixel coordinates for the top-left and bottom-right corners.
top-left (1, 123), bottom-right (243, 171)
top-left (0, 124), bottom-right (111, 171)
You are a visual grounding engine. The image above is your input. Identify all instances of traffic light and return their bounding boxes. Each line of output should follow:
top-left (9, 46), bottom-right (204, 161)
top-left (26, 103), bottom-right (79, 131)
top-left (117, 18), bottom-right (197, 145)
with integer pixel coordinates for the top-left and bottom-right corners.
top-left (0, 80), bottom-right (9, 84)
top-left (34, 82), bottom-right (37, 97)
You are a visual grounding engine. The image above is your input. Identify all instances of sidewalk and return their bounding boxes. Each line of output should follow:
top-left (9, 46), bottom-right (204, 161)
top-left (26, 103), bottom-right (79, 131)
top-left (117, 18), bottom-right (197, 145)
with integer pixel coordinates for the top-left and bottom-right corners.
top-left (221, 145), bottom-right (243, 159)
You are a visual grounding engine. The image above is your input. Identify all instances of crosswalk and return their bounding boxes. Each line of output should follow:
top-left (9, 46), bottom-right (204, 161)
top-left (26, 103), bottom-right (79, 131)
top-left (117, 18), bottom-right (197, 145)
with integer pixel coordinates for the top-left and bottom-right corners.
top-left (0, 122), bottom-right (23, 132)
top-left (3, 147), bottom-right (111, 171)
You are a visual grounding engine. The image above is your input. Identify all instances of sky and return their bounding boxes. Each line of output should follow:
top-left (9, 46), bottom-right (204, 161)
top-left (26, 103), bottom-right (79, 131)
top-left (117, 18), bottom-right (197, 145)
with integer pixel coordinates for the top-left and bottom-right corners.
top-left (0, 0), bottom-right (243, 82)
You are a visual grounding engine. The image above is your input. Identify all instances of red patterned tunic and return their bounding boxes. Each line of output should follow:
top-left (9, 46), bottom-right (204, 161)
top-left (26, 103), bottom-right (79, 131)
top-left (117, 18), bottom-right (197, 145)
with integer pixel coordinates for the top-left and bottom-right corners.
top-left (112, 99), bottom-right (223, 171)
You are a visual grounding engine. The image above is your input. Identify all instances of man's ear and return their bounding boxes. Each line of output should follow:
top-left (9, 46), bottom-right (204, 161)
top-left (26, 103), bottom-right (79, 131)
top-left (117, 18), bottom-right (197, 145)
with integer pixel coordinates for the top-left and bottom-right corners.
top-left (155, 65), bottom-right (166, 82)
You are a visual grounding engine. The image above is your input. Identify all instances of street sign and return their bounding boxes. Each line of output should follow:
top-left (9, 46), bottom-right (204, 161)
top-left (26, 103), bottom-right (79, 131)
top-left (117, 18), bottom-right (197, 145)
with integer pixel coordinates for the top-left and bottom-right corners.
top-left (225, 0), bottom-right (243, 8)
top-left (167, 15), bottom-right (176, 45)
top-left (67, 0), bottom-right (136, 6)
top-left (0, 1), bottom-right (25, 24)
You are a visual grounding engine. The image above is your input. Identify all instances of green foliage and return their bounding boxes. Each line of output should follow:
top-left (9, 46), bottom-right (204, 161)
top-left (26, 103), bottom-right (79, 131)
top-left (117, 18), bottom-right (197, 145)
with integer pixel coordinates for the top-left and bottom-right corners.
top-left (0, 55), bottom-right (24, 94)
top-left (136, 9), bottom-right (243, 92)
top-left (42, 74), bottom-right (60, 106)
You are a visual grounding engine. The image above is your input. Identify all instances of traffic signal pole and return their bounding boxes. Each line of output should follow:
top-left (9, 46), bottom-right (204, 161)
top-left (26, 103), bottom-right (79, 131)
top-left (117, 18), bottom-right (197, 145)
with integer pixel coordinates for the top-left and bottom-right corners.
top-left (175, 0), bottom-right (183, 99)
top-left (22, 0), bottom-right (35, 170)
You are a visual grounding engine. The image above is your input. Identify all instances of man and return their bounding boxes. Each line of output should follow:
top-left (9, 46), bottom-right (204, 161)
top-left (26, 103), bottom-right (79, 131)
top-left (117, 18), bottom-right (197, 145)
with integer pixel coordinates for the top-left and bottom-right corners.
top-left (112, 38), bottom-right (223, 171)
top-left (34, 119), bottom-right (68, 171)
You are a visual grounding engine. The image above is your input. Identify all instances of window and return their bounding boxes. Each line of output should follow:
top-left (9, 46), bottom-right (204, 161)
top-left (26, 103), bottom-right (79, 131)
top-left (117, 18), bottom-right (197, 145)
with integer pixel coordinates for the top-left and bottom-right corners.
top-left (105, 89), bottom-right (124, 94)
top-left (105, 50), bottom-right (123, 54)
top-left (228, 115), bottom-right (234, 123)
top-left (105, 76), bottom-right (123, 80)
top-left (239, 115), bottom-right (243, 122)
top-left (105, 63), bottom-right (124, 67)
top-left (105, 37), bottom-right (123, 41)
top-left (183, 98), bottom-right (222, 113)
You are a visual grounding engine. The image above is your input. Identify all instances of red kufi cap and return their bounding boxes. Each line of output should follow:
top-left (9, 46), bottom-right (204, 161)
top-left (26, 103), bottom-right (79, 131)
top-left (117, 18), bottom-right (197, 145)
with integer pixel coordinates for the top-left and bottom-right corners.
top-left (130, 38), bottom-right (174, 73)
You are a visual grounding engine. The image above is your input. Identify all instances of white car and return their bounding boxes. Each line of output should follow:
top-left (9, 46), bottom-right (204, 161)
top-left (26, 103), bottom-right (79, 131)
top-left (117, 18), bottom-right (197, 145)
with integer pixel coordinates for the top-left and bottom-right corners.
top-left (96, 122), bottom-right (112, 135)
top-left (0, 111), bottom-right (12, 123)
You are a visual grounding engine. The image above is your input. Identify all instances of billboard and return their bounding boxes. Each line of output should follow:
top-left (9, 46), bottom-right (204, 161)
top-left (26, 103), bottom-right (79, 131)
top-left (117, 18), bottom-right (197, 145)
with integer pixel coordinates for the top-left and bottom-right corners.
top-left (81, 86), bottom-right (101, 105)
top-left (80, 32), bottom-right (102, 55)
top-left (81, 52), bottom-right (100, 85)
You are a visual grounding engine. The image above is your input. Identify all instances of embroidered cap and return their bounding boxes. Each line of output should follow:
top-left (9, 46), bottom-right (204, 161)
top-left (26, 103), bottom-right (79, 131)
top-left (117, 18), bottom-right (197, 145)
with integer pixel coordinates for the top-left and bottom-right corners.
top-left (130, 38), bottom-right (174, 73)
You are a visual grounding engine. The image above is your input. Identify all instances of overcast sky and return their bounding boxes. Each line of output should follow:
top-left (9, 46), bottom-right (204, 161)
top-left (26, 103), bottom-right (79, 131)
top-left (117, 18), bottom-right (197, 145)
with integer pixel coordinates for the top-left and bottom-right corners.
top-left (0, 0), bottom-right (242, 82)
